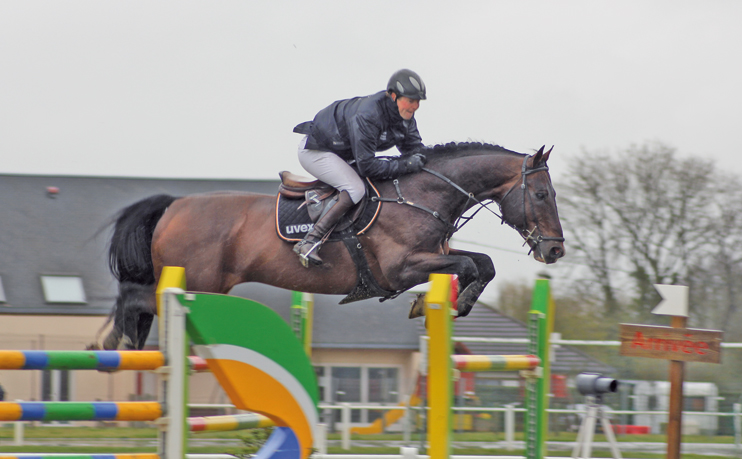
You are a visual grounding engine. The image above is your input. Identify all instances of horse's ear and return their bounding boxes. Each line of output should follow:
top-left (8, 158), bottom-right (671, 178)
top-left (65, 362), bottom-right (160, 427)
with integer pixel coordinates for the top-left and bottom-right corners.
top-left (533, 145), bottom-right (545, 165)
top-left (543, 145), bottom-right (554, 163)
top-left (533, 145), bottom-right (553, 166)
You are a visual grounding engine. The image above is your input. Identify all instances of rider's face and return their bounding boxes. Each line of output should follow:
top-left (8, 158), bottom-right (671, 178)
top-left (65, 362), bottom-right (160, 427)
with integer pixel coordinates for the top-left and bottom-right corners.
top-left (395, 95), bottom-right (420, 120)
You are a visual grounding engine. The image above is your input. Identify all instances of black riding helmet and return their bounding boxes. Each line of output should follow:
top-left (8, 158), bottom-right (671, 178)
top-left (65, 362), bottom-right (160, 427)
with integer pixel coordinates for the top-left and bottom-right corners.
top-left (387, 69), bottom-right (427, 100)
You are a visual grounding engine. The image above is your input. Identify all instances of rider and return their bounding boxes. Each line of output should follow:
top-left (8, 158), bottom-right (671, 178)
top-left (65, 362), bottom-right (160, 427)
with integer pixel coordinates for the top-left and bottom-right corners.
top-left (292, 69), bottom-right (429, 267)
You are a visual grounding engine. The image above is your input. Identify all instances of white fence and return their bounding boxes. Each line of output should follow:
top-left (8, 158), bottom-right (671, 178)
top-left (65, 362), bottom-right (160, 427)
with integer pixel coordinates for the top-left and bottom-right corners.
top-left (5, 402), bottom-right (741, 453)
top-left (313, 403), bottom-right (742, 451)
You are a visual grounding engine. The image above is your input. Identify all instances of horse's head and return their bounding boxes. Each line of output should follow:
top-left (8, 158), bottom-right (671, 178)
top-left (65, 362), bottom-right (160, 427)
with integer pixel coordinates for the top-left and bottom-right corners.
top-left (498, 146), bottom-right (565, 264)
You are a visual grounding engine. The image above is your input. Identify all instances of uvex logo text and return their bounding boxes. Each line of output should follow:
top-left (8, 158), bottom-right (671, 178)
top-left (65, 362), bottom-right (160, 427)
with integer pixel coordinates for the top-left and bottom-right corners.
top-left (285, 223), bottom-right (313, 234)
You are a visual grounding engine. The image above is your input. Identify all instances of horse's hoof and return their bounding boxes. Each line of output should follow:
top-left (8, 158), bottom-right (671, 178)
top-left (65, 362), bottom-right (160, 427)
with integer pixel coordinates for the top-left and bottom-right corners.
top-left (408, 293), bottom-right (426, 319)
top-left (456, 301), bottom-right (474, 317)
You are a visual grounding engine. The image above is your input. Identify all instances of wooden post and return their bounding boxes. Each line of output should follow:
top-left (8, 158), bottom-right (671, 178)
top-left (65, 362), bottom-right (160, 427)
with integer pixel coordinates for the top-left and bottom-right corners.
top-left (666, 315), bottom-right (687, 459)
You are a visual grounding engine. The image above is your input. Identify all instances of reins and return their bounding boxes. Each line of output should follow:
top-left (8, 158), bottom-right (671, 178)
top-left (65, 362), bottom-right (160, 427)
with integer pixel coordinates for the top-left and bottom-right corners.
top-left (422, 167), bottom-right (504, 232)
top-left (371, 177), bottom-right (458, 235)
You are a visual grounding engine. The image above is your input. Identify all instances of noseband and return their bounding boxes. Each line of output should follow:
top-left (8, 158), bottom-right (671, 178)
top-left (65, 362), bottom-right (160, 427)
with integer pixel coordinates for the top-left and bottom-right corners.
top-left (498, 155), bottom-right (565, 257)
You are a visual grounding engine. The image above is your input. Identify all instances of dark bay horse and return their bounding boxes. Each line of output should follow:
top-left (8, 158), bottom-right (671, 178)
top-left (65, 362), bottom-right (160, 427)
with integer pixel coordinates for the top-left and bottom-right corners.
top-left (97, 142), bottom-right (565, 350)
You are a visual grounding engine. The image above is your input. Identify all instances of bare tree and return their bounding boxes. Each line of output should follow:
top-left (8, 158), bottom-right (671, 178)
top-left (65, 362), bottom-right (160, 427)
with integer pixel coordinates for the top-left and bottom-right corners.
top-left (557, 142), bottom-right (742, 329)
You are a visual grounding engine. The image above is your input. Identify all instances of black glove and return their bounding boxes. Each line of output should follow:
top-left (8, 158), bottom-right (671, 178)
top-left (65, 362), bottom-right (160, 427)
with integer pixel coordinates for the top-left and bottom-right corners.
top-left (412, 152), bottom-right (427, 165)
top-left (402, 153), bottom-right (426, 174)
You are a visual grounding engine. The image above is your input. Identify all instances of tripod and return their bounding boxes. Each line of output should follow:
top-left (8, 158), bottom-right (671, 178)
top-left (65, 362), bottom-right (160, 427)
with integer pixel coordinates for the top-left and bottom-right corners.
top-left (572, 395), bottom-right (622, 459)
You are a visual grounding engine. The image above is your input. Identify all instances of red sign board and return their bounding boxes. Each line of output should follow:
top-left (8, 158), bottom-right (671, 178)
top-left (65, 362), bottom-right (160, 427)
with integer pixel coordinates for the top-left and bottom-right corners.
top-left (619, 323), bottom-right (723, 363)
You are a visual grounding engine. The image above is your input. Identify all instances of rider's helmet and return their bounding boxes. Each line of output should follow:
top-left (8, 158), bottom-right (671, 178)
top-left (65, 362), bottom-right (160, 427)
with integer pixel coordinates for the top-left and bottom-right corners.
top-left (387, 69), bottom-right (427, 100)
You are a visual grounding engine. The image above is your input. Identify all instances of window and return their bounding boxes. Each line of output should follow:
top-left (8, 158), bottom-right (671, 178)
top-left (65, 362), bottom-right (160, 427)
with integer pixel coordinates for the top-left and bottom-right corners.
top-left (368, 368), bottom-right (399, 424)
top-left (314, 366), bottom-right (326, 401)
top-left (42, 369), bottom-right (71, 401)
top-left (368, 368), bottom-right (398, 403)
top-left (40, 275), bottom-right (86, 304)
top-left (315, 365), bottom-right (402, 428)
top-left (0, 276), bottom-right (6, 302)
top-left (42, 369), bottom-right (72, 424)
top-left (684, 396), bottom-right (706, 411)
top-left (332, 367), bottom-right (361, 423)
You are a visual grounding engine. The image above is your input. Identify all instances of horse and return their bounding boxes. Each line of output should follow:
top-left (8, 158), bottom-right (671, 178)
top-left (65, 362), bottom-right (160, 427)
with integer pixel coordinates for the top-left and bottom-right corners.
top-left (95, 142), bottom-right (565, 350)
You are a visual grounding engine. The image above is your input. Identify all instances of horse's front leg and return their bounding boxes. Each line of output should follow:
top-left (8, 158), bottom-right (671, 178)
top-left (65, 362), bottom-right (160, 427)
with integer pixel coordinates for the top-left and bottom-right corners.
top-left (394, 251), bottom-right (492, 318)
top-left (446, 248), bottom-right (495, 317)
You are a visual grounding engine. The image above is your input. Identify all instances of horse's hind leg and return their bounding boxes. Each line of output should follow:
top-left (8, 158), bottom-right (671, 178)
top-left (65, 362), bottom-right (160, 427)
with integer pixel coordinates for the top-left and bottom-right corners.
top-left (102, 282), bottom-right (156, 350)
top-left (101, 295), bottom-right (126, 350)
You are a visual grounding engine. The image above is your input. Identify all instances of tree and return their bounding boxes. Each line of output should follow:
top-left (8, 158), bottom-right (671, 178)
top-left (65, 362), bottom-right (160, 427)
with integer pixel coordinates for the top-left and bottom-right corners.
top-left (557, 141), bottom-right (742, 331)
top-left (495, 279), bottom-right (611, 340)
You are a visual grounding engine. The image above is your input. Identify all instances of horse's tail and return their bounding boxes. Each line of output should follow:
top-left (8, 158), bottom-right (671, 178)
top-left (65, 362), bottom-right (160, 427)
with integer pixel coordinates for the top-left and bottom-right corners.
top-left (87, 194), bottom-right (179, 350)
top-left (108, 194), bottom-right (179, 285)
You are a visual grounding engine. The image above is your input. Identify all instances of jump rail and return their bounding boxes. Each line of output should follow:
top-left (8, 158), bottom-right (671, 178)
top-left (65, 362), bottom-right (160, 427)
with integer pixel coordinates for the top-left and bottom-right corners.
top-left (0, 350), bottom-right (208, 372)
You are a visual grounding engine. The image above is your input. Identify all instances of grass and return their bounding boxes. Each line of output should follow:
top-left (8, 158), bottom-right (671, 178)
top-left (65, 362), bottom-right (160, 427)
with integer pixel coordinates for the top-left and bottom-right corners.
top-left (0, 425), bottom-right (739, 459)
top-left (0, 425), bottom-right (736, 443)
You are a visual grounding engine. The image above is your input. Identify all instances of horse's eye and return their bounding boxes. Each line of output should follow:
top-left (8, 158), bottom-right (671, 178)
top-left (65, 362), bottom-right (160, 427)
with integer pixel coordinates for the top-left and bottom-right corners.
top-left (536, 191), bottom-right (548, 200)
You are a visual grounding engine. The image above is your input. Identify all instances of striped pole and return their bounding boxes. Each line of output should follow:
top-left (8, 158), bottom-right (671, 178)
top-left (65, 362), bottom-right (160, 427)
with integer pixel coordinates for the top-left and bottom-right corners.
top-left (189, 413), bottom-right (274, 432)
top-left (452, 354), bottom-right (540, 372)
top-left (0, 350), bottom-right (207, 372)
top-left (0, 401), bottom-right (161, 422)
top-left (0, 455), bottom-right (160, 459)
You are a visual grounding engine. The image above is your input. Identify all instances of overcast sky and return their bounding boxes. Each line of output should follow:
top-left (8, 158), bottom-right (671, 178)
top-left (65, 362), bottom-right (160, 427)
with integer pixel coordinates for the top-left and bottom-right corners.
top-left (2, 2), bottom-right (741, 301)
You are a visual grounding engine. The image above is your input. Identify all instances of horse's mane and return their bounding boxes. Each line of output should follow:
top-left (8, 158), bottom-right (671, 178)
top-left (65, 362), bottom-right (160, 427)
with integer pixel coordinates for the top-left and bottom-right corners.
top-left (421, 142), bottom-right (523, 160)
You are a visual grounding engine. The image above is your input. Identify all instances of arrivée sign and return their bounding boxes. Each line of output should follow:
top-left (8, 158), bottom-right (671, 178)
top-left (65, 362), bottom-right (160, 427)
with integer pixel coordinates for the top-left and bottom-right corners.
top-left (619, 323), bottom-right (723, 364)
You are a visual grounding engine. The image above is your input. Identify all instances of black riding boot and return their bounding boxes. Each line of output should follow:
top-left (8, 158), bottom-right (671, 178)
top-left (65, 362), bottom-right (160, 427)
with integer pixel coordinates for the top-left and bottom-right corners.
top-left (293, 191), bottom-right (355, 268)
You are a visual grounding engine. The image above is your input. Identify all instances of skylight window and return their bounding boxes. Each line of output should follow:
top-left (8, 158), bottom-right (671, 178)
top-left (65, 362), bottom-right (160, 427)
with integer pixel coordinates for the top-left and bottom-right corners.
top-left (40, 275), bottom-right (87, 304)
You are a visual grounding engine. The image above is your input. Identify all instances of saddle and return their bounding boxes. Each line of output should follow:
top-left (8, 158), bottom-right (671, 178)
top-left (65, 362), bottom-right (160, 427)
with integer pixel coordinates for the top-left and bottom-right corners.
top-left (275, 171), bottom-right (396, 304)
top-left (275, 171), bottom-right (381, 242)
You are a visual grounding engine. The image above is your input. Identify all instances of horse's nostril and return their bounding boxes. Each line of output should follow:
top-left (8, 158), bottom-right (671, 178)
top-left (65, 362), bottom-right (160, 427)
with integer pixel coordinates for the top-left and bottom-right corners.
top-left (551, 246), bottom-right (564, 259)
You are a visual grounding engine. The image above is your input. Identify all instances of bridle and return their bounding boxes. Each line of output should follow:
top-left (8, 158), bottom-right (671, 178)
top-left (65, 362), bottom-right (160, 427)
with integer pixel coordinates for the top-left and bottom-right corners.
top-left (372, 154), bottom-right (564, 258)
top-left (496, 155), bottom-right (565, 257)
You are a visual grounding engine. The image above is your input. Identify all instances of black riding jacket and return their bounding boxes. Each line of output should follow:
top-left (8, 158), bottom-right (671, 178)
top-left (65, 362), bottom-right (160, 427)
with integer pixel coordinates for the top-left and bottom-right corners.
top-left (293, 91), bottom-right (424, 180)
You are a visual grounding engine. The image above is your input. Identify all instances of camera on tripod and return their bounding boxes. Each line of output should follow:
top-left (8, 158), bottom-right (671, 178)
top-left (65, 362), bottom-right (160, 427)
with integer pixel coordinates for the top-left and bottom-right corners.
top-left (576, 372), bottom-right (619, 400)
top-left (573, 373), bottom-right (623, 459)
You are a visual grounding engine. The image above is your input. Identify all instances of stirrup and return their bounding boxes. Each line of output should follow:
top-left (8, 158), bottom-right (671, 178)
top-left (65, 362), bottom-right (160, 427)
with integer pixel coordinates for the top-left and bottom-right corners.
top-left (293, 240), bottom-right (323, 268)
